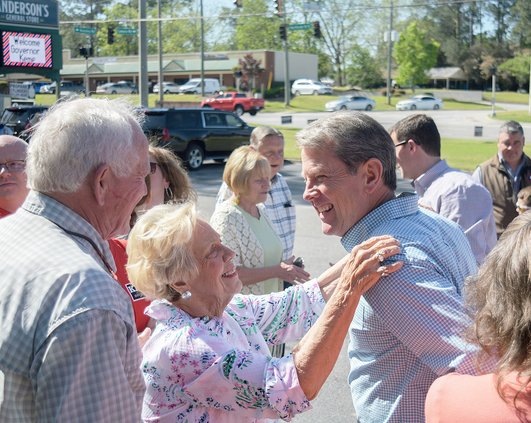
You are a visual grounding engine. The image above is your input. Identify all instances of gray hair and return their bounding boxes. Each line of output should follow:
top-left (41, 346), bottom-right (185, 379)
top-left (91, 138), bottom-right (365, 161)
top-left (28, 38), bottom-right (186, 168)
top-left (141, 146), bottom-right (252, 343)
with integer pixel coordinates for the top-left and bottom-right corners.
top-left (499, 120), bottom-right (524, 136)
top-left (26, 98), bottom-right (145, 193)
top-left (296, 111), bottom-right (397, 190)
top-left (250, 126), bottom-right (284, 148)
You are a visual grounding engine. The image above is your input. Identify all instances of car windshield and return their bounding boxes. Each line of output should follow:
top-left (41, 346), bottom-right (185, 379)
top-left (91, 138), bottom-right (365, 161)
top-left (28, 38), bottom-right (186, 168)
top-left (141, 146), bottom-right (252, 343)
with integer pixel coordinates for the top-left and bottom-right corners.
top-left (0, 109), bottom-right (26, 124)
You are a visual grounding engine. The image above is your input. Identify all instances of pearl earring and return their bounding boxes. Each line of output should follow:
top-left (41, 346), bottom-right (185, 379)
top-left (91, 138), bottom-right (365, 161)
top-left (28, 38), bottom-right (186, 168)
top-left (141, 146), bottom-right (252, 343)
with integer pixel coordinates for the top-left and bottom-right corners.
top-left (181, 290), bottom-right (192, 300)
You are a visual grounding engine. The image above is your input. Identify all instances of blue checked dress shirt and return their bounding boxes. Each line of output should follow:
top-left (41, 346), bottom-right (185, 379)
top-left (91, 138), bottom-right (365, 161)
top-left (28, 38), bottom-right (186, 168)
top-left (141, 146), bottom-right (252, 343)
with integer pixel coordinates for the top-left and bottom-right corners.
top-left (216, 173), bottom-right (296, 260)
top-left (341, 192), bottom-right (478, 423)
top-left (0, 191), bottom-right (145, 422)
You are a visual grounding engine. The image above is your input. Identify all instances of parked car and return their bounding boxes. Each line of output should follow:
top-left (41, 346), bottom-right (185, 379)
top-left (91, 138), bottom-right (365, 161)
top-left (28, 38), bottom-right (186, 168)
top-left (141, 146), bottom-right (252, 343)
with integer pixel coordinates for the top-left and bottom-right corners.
top-left (40, 81), bottom-right (85, 95)
top-left (96, 81), bottom-right (138, 94)
top-left (153, 82), bottom-right (181, 94)
top-left (142, 108), bottom-right (253, 170)
top-left (291, 79), bottom-right (333, 96)
top-left (395, 95), bottom-right (443, 110)
top-left (325, 95), bottom-right (376, 112)
top-left (200, 91), bottom-right (265, 116)
top-left (177, 78), bottom-right (221, 95)
top-left (0, 105), bottom-right (48, 139)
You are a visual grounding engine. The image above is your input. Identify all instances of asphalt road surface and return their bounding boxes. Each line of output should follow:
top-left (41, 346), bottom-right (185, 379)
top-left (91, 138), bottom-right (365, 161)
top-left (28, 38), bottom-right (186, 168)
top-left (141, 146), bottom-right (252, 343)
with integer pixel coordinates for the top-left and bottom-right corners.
top-left (191, 161), bottom-right (414, 423)
top-left (242, 104), bottom-right (531, 141)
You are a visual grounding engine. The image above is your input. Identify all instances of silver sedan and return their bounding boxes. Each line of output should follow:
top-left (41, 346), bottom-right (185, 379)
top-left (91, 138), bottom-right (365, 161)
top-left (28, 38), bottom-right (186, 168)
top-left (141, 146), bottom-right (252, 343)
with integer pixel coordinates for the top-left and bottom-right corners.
top-left (396, 95), bottom-right (443, 110)
top-left (325, 95), bottom-right (376, 112)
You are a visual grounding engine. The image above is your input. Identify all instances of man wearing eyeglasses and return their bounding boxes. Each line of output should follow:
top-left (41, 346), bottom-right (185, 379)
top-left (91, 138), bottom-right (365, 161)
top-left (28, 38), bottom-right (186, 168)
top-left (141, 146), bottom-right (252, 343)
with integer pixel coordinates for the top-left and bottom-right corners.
top-left (390, 114), bottom-right (496, 265)
top-left (0, 135), bottom-right (29, 218)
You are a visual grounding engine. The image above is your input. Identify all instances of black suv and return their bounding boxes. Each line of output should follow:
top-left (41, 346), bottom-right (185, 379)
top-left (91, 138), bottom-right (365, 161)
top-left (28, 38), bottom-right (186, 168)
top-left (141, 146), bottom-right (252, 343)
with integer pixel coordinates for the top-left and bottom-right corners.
top-left (0, 105), bottom-right (48, 139)
top-left (142, 108), bottom-right (254, 170)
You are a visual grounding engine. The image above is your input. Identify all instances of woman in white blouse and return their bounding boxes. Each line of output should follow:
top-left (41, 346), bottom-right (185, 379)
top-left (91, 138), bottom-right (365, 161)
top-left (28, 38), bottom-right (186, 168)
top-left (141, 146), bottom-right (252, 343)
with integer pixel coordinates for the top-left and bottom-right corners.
top-left (210, 146), bottom-right (307, 296)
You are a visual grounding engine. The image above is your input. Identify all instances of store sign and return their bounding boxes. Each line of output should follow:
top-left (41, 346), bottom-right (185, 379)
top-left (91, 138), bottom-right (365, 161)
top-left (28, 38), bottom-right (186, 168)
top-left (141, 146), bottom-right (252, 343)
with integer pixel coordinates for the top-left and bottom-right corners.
top-left (0, 0), bottom-right (58, 27)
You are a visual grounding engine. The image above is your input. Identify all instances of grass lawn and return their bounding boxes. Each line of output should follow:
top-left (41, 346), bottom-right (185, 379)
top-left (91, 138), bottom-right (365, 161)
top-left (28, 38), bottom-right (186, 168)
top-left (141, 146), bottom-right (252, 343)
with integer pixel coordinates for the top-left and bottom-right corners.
top-left (483, 91), bottom-right (529, 104)
top-left (279, 129), bottom-right (531, 172)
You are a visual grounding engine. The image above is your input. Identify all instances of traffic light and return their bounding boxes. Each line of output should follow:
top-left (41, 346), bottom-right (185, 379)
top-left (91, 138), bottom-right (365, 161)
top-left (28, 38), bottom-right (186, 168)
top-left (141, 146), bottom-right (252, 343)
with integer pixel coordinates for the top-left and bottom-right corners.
top-left (79, 47), bottom-right (88, 59)
top-left (312, 21), bottom-right (322, 38)
top-left (279, 24), bottom-right (287, 40)
top-left (107, 27), bottom-right (115, 45)
top-left (233, 0), bottom-right (242, 7)
top-left (274, 0), bottom-right (283, 17)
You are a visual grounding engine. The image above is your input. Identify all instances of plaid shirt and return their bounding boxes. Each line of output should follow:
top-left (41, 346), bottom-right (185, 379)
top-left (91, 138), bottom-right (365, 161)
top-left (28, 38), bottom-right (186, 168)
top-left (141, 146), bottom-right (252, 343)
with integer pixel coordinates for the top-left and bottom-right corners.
top-left (0, 191), bottom-right (145, 422)
top-left (216, 173), bottom-right (296, 260)
top-left (341, 192), bottom-right (478, 423)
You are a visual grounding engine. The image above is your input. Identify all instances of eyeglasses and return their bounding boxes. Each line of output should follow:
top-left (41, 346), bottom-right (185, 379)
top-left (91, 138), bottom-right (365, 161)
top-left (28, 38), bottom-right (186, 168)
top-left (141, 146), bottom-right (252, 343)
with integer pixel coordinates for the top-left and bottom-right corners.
top-left (0, 160), bottom-right (26, 172)
top-left (394, 140), bottom-right (408, 148)
top-left (149, 162), bottom-right (158, 175)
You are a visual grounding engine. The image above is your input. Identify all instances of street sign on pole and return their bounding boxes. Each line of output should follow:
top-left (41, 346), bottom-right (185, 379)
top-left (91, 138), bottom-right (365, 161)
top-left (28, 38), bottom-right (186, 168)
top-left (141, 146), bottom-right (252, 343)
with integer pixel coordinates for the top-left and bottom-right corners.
top-left (117, 27), bottom-right (137, 35)
top-left (288, 23), bottom-right (312, 31)
top-left (75, 27), bottom-right (97, 35)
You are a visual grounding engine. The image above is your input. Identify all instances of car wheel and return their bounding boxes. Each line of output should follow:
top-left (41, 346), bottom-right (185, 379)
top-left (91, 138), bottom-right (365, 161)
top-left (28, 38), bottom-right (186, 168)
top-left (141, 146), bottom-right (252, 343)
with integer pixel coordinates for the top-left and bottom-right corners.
top-left (164, 90), bottom-right (169, 94)
top-left (294, 90), bottom-right (301, 96)
top-left (111, 90), bottom-right (117, 94)
top-left (234, 105), bottom-right (244, 116)
top-left (410, 104), bottom-right (417, 110)
top-left (184, 143), bottom-right (204, 170)
top-left (340, 105), bottom-right (347, 110)
top-left (313, 90), bottom-right (319, 96)
top-left (249, 110), bottom-right (258, 116)
top-left (365, 104), bottom-right (373, 111)
top-left (433, 104), bottom-right (440, 110)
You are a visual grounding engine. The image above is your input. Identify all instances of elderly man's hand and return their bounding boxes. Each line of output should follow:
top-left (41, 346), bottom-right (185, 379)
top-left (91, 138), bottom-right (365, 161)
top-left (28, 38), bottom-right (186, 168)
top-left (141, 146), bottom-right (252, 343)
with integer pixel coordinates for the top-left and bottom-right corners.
top-left (138, 327), bottom-right (152, 349)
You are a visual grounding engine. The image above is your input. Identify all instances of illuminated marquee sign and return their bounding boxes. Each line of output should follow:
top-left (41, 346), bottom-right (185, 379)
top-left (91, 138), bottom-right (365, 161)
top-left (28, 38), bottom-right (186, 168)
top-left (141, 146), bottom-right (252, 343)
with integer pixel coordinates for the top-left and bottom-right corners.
top-left (2, 31), bottom-right (52, 68)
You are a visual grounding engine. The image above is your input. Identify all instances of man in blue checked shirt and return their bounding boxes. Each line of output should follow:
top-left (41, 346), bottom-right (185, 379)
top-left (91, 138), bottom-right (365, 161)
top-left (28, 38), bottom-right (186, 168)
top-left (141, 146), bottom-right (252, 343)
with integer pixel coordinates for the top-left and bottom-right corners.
top-left (296, 111), bottom-right (481, 423)
top-left (0, 98), bottom-right (147, 422)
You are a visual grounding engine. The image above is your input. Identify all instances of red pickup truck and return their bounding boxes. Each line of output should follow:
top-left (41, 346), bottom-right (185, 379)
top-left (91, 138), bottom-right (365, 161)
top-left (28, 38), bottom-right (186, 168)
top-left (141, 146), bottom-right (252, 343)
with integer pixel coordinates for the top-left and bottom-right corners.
top-left (200, 91), bottom-right (265, 116)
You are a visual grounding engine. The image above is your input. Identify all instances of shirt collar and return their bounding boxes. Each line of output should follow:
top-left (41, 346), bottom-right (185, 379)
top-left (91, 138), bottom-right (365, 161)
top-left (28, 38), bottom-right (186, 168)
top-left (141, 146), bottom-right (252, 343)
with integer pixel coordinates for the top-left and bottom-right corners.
top-left (21, 190), bottom-right (116, 273)
top-left (413, 159), bottom-right (448, 197)
top-left (341, 192), bottom-right (419, 248)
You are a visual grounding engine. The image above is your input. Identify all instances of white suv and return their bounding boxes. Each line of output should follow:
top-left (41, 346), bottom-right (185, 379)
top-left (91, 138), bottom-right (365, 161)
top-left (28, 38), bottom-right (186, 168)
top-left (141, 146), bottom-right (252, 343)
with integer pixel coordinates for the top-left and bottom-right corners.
top-left (291, 79), bottom-right (333, 96)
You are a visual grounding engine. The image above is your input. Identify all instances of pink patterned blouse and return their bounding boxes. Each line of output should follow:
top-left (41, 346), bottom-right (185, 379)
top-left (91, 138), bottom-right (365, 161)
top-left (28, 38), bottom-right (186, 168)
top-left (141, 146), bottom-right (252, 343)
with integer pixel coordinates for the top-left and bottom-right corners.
top-left (141, 280), bottom-right (326, 422)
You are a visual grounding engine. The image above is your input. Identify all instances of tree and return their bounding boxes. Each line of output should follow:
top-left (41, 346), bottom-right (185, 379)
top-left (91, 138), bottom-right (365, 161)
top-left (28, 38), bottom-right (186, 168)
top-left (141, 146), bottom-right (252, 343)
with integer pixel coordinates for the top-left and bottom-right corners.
top-left (345, 45), bottom-right (384, 88)
top-left (393, 21), bottom-right (439, 89)
top-left (237, 53), bottom-right (265, 92)
top-left (511, 0), bottom-right (531, 49)
top-left (498, 54), bottom-right (531, 89)
top-left (230, 0), bottom-right (281, 50)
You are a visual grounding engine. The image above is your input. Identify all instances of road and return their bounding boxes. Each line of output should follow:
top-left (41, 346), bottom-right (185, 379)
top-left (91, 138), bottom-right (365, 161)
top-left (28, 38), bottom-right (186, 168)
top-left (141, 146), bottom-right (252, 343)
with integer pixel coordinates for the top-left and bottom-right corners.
top-left (241, 105), bottom-right (531, 141)
top-left (190, 161), bottom-right (414, 422)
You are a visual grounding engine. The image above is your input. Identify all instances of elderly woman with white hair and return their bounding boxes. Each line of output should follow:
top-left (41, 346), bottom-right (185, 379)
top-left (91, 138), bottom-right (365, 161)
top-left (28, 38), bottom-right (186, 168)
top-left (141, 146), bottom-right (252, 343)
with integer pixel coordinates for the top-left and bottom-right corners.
top-left (126, 202), bottom-right (403, 422)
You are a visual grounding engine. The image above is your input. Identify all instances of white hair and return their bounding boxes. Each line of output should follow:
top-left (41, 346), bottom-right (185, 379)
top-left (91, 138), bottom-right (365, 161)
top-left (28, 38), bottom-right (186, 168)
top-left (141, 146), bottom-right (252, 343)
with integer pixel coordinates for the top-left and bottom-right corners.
top-left (26, 97), bottom-right (145, 192)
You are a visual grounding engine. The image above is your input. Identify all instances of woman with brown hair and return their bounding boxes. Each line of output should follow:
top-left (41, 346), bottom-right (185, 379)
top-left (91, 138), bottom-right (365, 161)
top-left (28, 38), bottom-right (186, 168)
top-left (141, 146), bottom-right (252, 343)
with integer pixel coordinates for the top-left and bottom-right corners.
top-left (425, 212), bottom-right (531, 422)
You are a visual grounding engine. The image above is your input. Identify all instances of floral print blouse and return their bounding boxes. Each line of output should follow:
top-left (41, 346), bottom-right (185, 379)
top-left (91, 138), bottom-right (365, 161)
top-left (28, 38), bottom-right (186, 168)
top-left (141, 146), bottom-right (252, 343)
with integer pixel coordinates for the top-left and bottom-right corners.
top-left (141, 280), bottom-right (326, 422)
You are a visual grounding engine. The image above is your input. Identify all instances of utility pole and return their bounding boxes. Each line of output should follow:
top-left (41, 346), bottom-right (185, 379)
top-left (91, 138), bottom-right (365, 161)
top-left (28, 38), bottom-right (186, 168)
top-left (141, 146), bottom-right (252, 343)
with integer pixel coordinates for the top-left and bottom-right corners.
top-left (158, 0), bottom-right (163, 106)
top-left (139, 0), bottom-right (148, 107)
top-left (386, 0), bottom-right (394, 106)
top-left (279, 1), bottom-right (290, 106)
top-left (200, 0), bottom-right (205, 97)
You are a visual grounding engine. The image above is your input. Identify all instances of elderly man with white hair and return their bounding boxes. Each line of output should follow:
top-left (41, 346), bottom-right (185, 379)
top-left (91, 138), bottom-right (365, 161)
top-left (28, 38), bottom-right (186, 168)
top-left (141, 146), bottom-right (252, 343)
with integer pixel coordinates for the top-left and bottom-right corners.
top-left (0, 98), bottom-right (149, 421)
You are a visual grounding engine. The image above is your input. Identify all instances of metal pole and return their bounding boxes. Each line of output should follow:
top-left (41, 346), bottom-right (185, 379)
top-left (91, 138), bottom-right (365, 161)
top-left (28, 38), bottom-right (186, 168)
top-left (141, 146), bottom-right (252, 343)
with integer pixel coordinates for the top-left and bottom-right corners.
top-left (491, 74), bottom-right (496, 117)
top-left (200, 0), bottom-right (205, 97)
top-left (283, 4), bottom-right (290, 106)
top-left (386, 0), bottom-right (394, 106)
top-left (528, 57), bottom-right (531, 115)
top-left (84, 57), bottom-right (89, 97)
top-left (139, 0), bottom-right (149, 107)
top-left (158, 0), bottom-right (163, 106)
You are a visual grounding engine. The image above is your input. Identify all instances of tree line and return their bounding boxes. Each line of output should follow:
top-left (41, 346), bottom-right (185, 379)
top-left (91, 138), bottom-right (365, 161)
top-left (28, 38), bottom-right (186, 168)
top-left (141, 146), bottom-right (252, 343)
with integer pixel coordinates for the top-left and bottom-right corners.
top-left (59, 0), bottom-right (531, 91)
